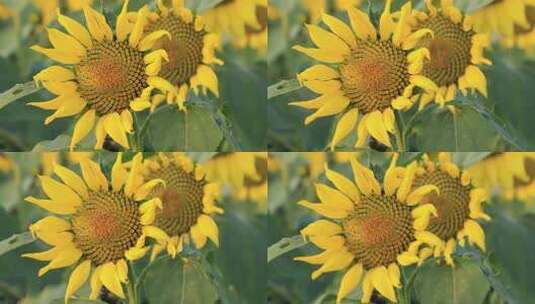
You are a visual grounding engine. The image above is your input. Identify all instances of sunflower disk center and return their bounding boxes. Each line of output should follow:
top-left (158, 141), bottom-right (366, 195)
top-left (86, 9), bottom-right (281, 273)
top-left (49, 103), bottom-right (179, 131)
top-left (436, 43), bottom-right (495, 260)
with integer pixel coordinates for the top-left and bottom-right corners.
top-left (149, 163), bottom-right (206, 236)
top-left (418, 14), bottom-right (473, 86)
top-left (342, 195), bottom-right (414, 269)
top-left (146, 15), bottom-right (205, 86)
top-left (339, 40), bottom-right (410, 114)
top-left (414, 171), bottom-right (471, 240)
top-left (75, 41), bottom-right (147, 116)
top-left (71, 191), bottom-right (142, 265)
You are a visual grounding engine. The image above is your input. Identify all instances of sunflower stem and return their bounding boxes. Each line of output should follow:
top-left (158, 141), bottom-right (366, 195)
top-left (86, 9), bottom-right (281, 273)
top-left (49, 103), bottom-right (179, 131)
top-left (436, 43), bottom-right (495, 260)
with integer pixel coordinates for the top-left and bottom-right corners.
top-left (127, 262), bottom-right (139, 304)
top-left (131, 113), bottom-right (142, 152)
top-left (394, 112), bottom-right (406, 151)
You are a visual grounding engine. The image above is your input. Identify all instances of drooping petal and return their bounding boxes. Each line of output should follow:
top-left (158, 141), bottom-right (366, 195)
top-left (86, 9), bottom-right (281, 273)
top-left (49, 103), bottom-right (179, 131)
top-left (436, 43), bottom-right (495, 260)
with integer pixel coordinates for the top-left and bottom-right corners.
top-left (64, 260), bottom-right (91, 304)
top-left (336, 263), bottom-right (363, 304)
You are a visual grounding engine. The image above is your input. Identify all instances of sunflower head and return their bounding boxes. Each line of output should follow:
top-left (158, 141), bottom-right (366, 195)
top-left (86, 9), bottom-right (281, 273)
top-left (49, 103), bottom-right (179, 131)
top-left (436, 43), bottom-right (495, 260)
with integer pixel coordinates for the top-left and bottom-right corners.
top-left (30, 2), bottom-right (171, 150)
top-left (296, 155), bottom-right (443, 303)
top-left (141, 0), bottom-right (223, 111)
top-left (468, 153), bottom-right (535, 201)
top-left (22, 153), bottom-right (169, 302)
top-left (291, 0), bottom-right (439, 150)
top-left (411, 0), bottom-right (492, 107)
top-left (472, 0), bottom-right (535, 37)
top-left (413, 153), bottom-right (490, 266)
top-left (140, 153), bottom-right (223, 259)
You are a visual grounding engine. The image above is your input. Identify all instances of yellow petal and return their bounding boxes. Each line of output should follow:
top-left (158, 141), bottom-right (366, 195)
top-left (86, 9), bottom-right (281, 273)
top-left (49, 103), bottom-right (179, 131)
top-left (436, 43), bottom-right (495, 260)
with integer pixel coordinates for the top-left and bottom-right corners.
top-left (34, 66), bottom-right (75, 83)
top-left (304, 95), bottom-right (349, 125)
top-left (350, 157), bottom-right (381, 195)
top-left (301, 219), bottom-right (342, 238)
top-left (331, 108), bottom-right (359, 151)
top-left (53, 164), bottom-right (88, 199)
top-left (321, 13), bottom-right (357, 48)
top-left (464, 219), bottom-right (486, 251)
top-left (58, 10), bottom-right (93, 48)
top-left (190, 224), bottom-right (207, 249)
top-left (83, 4), bottom-right (113, 42)
top-left (100, 262), bottom-right (125, 299)
top-left (111, 153), bottom-right (127, 192)
top-left (336, 263), bottom-right (363, 304)
top-left (47, 28), bottom-right (86, 57)
top-left (103, 113), bottom-right (130, 149)
top-left (365, 111), bottom-right (392, 147)
top-left (311, 250), bottom-right (353, 279)
top-left (379, 0), bottom-right (395, 40)
top-left (370, 266), bottom-right (396, 302)
top-left (64, 260), bottom-right (91, 304)
top-left (38, 176), bottom-right (81, 207)
top-left (464, 65), bottom-right (487, 97)
top-left (298, 64), bottom-right (339, 83)
top-left (133, 179), bottom-right (165, 201)
top-left (305, 24), bottom-right (350, 57)
top-left (25, 196), bottom-right (76, 215)
top-left (79, 158), bottom-right (108, 191)
top-left (292, 45), bottom-right (344, 63)
top-left (324, 165), bottom-right (359, 201)
top-left (406, 185), bottom-right (439, 205)
top-left (197, 215), bottom-right (220, 247)
top-left (31, 45), bottom-right (81, 64)
top-left (397, 162), bottom-right (417, 202)
top-left (347, 6), bottom-right (376, 40)
top-left (70, 109), bottom-right (95, 151)
top-left (298, 200), bottom-right (349, 219)
top-left (315, 183), bottom-right (354, 212)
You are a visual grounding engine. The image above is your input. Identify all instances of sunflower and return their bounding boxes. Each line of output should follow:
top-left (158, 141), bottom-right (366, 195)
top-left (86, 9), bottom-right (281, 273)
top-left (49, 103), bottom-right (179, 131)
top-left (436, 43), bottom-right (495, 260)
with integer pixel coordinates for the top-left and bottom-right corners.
top-left (139, 153), bottom-right (222, 259)
top-left (408, 0), bottom-right (492, 107)
top-left (202, 0), bottom-right (263, 39)
top-left (413, 153), bottom-right (489, 266)
top-left (503, 5), bottom-right (535, 50)
top-left (237, 2), bottom-right (268, 54)
top-left (30, 2), bottom-right (171, 150)
top-left (291, 1), bottom-right (438, 150)
top-left (203, 152), bottom-right (267, 205)
top-left (136, 0), bottom-right (223, 111)
top-left (22, 153), bottom-right (168, 302)
top-left (296, 155), bottom-right (442, 303)
top-left (468, 153), bottom-right (535, 201)
top-left (472, 0), bottom-right (535, 38)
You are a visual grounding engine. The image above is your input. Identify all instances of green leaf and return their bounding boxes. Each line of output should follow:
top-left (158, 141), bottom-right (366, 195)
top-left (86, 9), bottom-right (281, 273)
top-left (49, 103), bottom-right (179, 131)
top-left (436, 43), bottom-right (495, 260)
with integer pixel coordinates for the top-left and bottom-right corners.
top-left (145, 106), bottom-right (223, 151)
top-left (268, 79), bottom-right (302, 99)
top-left (412, 258), bottom-right (490, 304)
top-left (268, 235), bottom-right (307, 263)
top-left (213, 206), bottom-right (267, 303)
top-left (0, 231), bottom-right (34, 257)
top-left (483, 203), bottom-right (535, 304)
top-left (410, 106), bottom-right (500, 151)
top-left (32, 134), bottom-right (71, 152)
top-left (142, 257), bottom-right (218, 304)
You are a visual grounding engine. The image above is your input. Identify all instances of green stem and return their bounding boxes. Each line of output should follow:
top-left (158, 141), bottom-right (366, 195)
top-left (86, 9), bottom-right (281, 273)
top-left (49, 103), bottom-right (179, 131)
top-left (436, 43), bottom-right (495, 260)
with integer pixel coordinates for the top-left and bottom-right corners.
top-left (394, 112), bottom-right (406, 151)
top-left (195, 100), bottom-right (242, 151)
top-left (131, 113), bottom-right (141, 151)
top-left (127, 262), bottom-right (138, 304)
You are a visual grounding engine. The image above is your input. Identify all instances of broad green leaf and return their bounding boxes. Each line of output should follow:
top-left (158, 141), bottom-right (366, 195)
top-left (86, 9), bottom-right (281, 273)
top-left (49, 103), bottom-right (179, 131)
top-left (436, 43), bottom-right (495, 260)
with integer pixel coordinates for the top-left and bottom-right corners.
top-left (213, 206), bottom-right (267, 304)
top-left (268, 235), bottom-right (307, 263)
top-left (412, 258), bottom-right (490, 304)
top-left (0, 231), bottom-right (34, 256)
top-left (483, 203), bottom-right (535, 304)
top-left (142, 257), bottom-right (218, 304)
top-left (145, 106), bottom-right (223, 151)
top-left (409, 105), bottom-right (499, 151)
